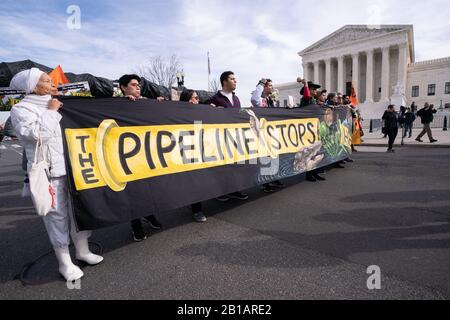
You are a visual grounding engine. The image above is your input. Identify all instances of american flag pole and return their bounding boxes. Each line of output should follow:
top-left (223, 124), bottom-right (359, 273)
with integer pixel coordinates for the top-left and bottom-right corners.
top-left (207, 51), bottom-right (211, 91)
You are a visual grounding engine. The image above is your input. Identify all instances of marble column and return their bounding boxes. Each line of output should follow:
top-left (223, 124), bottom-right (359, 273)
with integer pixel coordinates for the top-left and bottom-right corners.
top-left (397, 43), bottom-right (408, 95)
top-left (381, 46), bottom-right (391, 101)
top-left (337, 56), bottom-right (344, 94)
top-left (302, 62), bottom-right (309, 81)
top-left (352, 53), bottom-right (359, 99)
top-left (313, 61), bottom-right (320, 85)
top-left (365, 49), bottom-right (374, 103)
top-left (325, 58), bottom-right (331, 91)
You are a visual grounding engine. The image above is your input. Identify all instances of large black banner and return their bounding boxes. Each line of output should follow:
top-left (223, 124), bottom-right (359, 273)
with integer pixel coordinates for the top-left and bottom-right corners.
top-left (60, 98), bottom-right (352, 230)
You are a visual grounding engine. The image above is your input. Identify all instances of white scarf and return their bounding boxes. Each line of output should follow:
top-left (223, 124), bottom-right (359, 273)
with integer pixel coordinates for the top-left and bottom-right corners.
top-left (19, 94), bottom-right (52, 109)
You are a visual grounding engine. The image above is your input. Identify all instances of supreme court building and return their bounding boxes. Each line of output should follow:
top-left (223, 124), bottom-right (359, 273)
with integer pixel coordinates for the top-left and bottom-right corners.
top-left (276, 25), bottom-right (450, 118)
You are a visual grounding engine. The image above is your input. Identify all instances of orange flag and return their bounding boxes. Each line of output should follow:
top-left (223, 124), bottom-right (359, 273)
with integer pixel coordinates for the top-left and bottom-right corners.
top-left (349, 82), bottom-right (359, 106)
top-left (49, 65), bottom-right (70, 86)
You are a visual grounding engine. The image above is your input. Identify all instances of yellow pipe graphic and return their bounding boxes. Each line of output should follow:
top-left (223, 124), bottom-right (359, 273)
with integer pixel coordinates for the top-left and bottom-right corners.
top-left (65, 116), bottom-right (320, 192)
top-left (95, 119), bottom-right (127, 192)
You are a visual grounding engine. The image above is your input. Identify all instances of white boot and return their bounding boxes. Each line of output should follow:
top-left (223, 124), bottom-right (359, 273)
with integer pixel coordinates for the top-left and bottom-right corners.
top-left (54, 247), bottom-right (84, 282)
top-left (73, 233), bottom-right (104, 265)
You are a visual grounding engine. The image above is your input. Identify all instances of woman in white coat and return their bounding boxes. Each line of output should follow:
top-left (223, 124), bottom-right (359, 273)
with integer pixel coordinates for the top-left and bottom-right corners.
top-left (9, 68), bottom-right (103, 282)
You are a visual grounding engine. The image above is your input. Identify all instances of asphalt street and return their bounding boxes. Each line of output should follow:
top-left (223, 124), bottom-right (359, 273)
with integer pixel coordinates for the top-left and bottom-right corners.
top-left (0, 139), bottom-right (449, 299)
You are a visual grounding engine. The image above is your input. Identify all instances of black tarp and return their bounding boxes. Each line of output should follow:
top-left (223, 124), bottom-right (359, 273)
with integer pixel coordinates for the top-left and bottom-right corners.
top-left (0, 60), bottom-right (52, 87)
top-left (139, 77), bottom-right (171, 100)
top-left (0, 60), bottom-right (113, 97)
top-left (191, 89), bottom-right (215, 105)
top-left (67, 73), bottom-right (114, 98)
top-left (1, 60), bottom-right (215, 101)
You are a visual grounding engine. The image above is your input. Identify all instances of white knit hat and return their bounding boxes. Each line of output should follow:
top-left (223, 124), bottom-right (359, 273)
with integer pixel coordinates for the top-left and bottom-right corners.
top-left (9, 68), bottom-right (45, 94)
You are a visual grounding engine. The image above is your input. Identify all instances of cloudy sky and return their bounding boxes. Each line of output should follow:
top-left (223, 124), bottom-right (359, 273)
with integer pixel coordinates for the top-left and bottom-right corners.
top-left (1, 0), bottom-right (449, 101)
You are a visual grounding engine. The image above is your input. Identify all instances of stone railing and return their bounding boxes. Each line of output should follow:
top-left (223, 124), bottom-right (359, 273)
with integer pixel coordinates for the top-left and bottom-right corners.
top-left (409, 57), bottom-right (450, 67)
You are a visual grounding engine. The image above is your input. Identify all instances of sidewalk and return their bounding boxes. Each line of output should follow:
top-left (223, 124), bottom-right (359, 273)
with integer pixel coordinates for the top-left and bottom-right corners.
top-left (360, 128), bottom-right (450, 147)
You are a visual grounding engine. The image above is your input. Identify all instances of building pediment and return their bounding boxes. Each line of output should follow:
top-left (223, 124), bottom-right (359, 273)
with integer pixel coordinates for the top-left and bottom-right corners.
top-left (300, 25), bottom-right (413, 55)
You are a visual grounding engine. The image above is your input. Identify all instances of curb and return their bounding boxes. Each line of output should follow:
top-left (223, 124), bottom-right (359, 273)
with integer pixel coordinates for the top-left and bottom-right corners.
top-left (361, 143), bottom-right (450, 148)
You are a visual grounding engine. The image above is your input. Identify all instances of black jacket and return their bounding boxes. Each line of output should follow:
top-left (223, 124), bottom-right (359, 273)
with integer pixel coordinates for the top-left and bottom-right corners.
top-left (382, 111), bottom-right (398, 130)
top-left (404, 111), bottom-right (416, 124)
top-left (417, 107), bottom-right (437, 124)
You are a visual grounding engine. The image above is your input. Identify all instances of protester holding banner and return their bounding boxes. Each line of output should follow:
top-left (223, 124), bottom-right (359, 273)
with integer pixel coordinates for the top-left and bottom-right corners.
top-left (119, 74), bottom-right (165, 102)
top-left (209, 71), bottom-right (241, 108)
top-left (337, 96), bottom-right (355, 163)
top-left (337, 93), bottom-right (344, 106)
top-left (316, 90), bottom-right (328, 107)
top-left (350, 105), bottom-right (362, 151)
top-left (299, 79), bottom-right (327, 181)
top-left (312, 89), bottom-right (333, 177)
top-left (324, 92), bottom-right (347, 168)
top-left (347, 82), bottom-right (362, 153)
top-left (9, 68), bottom-right (103, 282)
top-left (326, 92), bottom-right (338, 107)
top-left (119, 74), bottom-right (142, 101)
top-left (118, 74), bottom-right (164, 240)
top-left (180, 89), bottom-right (200, 104)
top-left (250, 78), bottom-right (275, 108)
top-left (299, 80), bottom-right (320, 107)
top-left (208, 71), bottom-right (248, 201)
top-left (179, 89), bottom-right (207, 222)
top-left (336, 95), bottom-right (355, 163)
top-left (250, 78), bottom-right (284, 192)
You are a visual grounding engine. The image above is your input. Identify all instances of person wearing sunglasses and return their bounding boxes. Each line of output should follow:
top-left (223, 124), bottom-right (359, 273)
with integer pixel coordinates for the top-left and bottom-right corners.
top-left (250, 78), bottom-right (284, 192)
top-left (180, 89), bottom-right (200, 104)
top-left (118, 74), bottom-right (164, 241)
top-left (179, 89), bottom-right (207, 222)
top-left (119, 74), bottom-right (165, 102)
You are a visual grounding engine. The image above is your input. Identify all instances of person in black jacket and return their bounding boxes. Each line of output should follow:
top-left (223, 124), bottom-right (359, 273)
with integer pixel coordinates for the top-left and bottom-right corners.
top-left (382, 105), bottom-right (399, 152)
top-left (415, 103), bottom-right (438, 143)
top-left (403, 107), bottom-right (416, 138)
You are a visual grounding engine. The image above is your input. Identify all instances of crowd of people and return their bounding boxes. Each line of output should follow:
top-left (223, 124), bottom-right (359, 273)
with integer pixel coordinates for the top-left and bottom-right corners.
top-left (4, 67), bottom-right (362, 283)
top-left (381, 102), bottom-right (438, 152)
top-left (295, 78), bottom-right (361, 181)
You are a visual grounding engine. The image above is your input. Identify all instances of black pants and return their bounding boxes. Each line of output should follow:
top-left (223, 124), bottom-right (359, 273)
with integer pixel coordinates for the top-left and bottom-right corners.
top-left (404, 123), bottom-right (413, 137)
top-left (192, 202), bottom-right (202, 214)
top-left (387, 128), bottom-right (398, 150)
top-left (306, 169), bottom-right (321, 178)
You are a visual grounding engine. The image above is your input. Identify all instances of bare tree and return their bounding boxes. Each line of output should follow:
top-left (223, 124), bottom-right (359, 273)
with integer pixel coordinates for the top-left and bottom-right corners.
top-left (209, 78), bottom-right (221, 93)
top-left (136, 55), bottom-right (181, 89)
